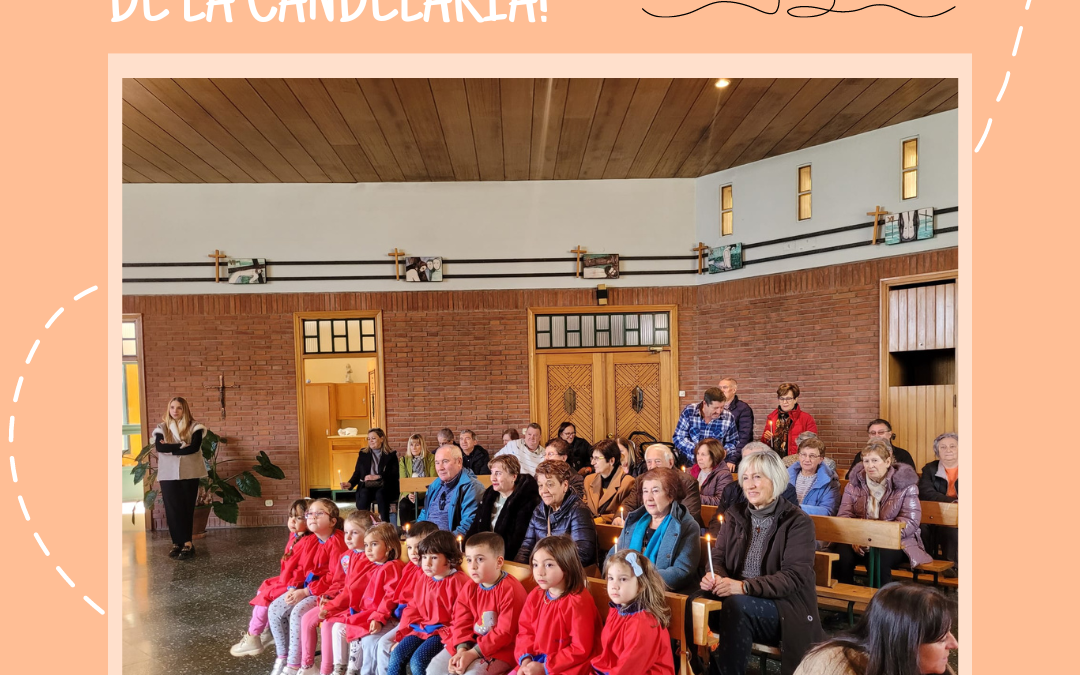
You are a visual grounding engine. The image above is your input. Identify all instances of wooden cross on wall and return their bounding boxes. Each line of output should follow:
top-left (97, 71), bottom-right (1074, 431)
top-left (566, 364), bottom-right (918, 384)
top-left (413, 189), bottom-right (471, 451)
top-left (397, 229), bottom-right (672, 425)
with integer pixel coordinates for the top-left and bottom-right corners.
top-left (571, 245), bottom-right (587, 278)
top-left (204, 374), bottom-right (241, 419)
top-left (692, 242), bottom-right (709, 275)
top-left (388, 248), bottom-right (404, 281)
top-left (208, 249), bottom-right (228, 283)
top-left (867, 206), bottom-right (890, 245)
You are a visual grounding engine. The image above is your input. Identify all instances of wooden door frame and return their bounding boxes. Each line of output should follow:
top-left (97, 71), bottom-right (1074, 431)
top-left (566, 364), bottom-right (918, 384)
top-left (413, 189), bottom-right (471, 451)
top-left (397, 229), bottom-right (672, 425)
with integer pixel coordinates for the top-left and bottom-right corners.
top-left (527, 305), bottom-right (680, 437)
top-left (293, 310), bottom-right (386, 496)
top-left (878, 270), bottom-right (957, 420)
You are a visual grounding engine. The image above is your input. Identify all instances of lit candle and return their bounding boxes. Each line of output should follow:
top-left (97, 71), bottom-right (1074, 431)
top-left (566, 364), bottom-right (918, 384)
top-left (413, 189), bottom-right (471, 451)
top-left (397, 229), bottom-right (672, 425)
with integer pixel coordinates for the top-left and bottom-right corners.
top-left (457, 535), bottom-right (464, 552)
top-left (337, 469), bottom-right (342, 484)
top-left (681, 465), bottom-right (686, 472)
top-left (404, 522), bottom-right (410, 535)
top-left (706, 534), bottom-right (715, 576)
top-left (619, 506), bottom-right (624, 520)
top-left (613, 535), bottom-right (619, 552)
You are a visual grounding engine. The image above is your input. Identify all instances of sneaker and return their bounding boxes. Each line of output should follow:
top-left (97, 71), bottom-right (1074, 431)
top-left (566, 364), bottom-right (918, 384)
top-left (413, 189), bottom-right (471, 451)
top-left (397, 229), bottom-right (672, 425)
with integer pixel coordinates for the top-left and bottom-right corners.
top-left (269, 660), bottom-right (287, 675)
top-left (168, 545), bottom-right (182, 558)
top-left (297, 667), bottom-right (320, 675)
top-left (261, 629), bottom-right (275, 648)
top-left (230, 632), bottom-right (264, 657)
top-left (332, 666), bottom-right (347, 675)
top-left (281, 668), bottom-right (299, 675)
top-left (177, 544), bottom-right (196, 560)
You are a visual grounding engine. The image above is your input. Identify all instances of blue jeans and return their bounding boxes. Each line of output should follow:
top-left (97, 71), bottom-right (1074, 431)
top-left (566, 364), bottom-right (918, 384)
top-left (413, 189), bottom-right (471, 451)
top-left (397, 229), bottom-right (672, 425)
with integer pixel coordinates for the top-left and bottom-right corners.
top-left (386, 633), bottom-right (444, 675)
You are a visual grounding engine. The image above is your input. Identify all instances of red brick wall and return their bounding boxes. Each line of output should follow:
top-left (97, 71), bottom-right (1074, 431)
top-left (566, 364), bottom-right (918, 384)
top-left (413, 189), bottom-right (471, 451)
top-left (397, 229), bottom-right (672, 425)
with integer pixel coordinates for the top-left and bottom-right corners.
top-left (123, 248), bottom-right (957, 528)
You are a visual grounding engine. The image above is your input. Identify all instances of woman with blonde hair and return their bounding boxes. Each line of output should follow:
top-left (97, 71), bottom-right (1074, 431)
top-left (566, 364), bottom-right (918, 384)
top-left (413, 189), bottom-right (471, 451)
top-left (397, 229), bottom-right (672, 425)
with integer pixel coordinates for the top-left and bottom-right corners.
top-left (151, 397), bottom-right (207, 560)
top-left (397, 433), bottom-right (435, 524)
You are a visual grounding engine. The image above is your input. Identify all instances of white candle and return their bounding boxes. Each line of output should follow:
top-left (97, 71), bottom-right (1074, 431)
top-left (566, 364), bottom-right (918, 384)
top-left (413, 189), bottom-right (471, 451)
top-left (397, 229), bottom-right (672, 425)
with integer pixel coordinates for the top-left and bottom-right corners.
top-left (457, 535), bottom-right (464, 552)
top-left (613, 536), bottom-right (619, 552)
top-left (706, 534), bottom-right (715, 576)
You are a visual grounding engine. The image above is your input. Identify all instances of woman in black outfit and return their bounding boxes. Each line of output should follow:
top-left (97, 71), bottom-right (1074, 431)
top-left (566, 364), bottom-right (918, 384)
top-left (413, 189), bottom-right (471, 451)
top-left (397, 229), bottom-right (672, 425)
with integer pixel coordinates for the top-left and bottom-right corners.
top-left (151, 397), bottom-right (207, 560)
top-left (340, 428), bottom-right (399, 524)
top-left (558, 422), bottom-right (594, 473)
top-left (466, 454), bottom-right (540, 562)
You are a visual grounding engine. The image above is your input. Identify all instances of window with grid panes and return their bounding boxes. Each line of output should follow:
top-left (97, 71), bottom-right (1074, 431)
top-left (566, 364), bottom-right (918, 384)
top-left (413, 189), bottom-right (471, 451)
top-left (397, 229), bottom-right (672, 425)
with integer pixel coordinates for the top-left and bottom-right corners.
top-left (902, 138), bottom-right (918, 200)
top-left (535, 312), bottom-right (671, 350)
top-left (721, 185), bottom-right (733, 236)
top-left (798, 165), bottom-right (812, 221)
top-left (302, 318), bottom-right (377, 354)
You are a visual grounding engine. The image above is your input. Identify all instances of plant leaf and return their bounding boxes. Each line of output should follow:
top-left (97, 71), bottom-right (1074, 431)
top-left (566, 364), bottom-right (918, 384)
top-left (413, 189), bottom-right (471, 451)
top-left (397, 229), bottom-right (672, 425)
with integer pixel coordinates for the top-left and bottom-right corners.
top-left (147, 469), bottom-right (157, 487)
top-left (142, 489), bottom-right (158, 510)
top-left (254, 452), bottom-right (286, 480)
top-left (134, 443), bottom-right (154, 463)
top-left (236, 471), bottom-right (262, 497)
top-left (212, 501), bottom-right (240, 524)
top-left (219, 482), bottom-right (245, 504)
top-left (131, 462), bottom-right (148, 484)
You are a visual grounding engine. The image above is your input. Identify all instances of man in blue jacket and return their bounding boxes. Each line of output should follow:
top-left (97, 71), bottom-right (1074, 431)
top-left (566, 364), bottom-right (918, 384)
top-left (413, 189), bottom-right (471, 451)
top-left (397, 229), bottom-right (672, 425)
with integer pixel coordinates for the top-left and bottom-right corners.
top-left (417, 445), bottom-right (485, 536)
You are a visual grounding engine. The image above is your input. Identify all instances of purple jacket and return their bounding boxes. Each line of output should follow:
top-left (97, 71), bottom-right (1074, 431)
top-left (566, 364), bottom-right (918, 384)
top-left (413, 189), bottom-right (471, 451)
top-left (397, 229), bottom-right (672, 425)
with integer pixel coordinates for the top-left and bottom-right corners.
top-left (689, 464), bottom-right (734, 507)
top-left (838, 463), bottom-right (932, 567)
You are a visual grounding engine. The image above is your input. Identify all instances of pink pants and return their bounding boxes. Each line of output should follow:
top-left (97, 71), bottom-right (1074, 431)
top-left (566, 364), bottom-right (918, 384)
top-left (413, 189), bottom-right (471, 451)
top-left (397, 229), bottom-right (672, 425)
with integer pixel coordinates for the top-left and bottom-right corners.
top-left (249, 605), bottom-right (269, 635)
top-left (299, 604), bottom-right (338, 673)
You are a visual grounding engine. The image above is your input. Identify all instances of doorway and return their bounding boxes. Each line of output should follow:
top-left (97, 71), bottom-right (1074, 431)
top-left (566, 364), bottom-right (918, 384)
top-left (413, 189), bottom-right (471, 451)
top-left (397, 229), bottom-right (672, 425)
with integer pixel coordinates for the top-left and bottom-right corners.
top-left (879, 271), bottom-right (958, 468)
top-left (528, 306), bottom-right (679, 445)
top-left (293, 311), bottom-right (386, 496)
top-left (122, 314), bottom-right (150, 530)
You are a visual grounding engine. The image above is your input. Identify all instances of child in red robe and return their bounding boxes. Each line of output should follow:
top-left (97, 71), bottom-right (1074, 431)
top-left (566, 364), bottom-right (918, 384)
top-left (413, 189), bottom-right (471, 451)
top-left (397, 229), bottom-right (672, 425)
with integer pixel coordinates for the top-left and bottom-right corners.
top-left (590, 550), bottom-right (675, 675)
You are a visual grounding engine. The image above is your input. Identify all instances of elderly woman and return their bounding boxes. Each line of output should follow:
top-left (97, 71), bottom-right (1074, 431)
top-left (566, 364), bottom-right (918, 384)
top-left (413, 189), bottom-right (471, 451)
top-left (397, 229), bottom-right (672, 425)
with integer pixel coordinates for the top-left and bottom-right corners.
top-left (544, 438), bottom-right (586, 500)
top-left (761, 383), bottom-right (818, 457)
top-left (467, 454), bottom-right (540, 562)
top-left (795, 583), bottom-right (958, 675)
top-left (786, 438), bottom-right (841, 516)
top-left (702, 451), bottom-right (822, 675)
top-left (919, 433), bottom-right (959, 574)
top-left (583, 439), bottom-right (639, 524)
top-left (610, 467), bottom-right (700, 592)
top-left (616, 435), bottom-right (647, 478)
top-left (557, 421), bottom-right (593, 473)
top-left (690, 438), bottom-right (734, 506)
top-left (836, 440), bottom-right (931, 585)
top-left (514, 459), bottom-right (598, 567)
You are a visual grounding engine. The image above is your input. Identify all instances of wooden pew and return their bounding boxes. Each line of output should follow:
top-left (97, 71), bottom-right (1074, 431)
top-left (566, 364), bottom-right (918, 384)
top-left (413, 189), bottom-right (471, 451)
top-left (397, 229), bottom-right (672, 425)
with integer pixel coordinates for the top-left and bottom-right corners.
top-left (810, 516), bottom-right (902, 623)
top-left (399, 475), bottom-right (492, 493)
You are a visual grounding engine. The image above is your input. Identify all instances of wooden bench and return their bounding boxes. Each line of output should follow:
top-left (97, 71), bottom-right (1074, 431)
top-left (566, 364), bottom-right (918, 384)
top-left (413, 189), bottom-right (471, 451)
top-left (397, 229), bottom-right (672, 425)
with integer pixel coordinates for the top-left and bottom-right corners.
top-left (810, 516), bottom-right (903, 623)
top-left (398, 475), bottom-right (492, 493)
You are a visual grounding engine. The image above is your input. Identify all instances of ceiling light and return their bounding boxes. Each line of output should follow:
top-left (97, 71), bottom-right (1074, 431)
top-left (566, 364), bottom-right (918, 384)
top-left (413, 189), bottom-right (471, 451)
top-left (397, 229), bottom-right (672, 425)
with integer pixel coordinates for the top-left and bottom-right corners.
top-left (715, 79), bottom-right (731, 88)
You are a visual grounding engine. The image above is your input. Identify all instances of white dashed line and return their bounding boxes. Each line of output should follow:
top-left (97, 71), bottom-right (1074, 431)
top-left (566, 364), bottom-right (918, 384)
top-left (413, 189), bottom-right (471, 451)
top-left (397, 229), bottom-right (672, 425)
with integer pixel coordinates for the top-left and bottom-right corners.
top-left (84, 596), bottom-right (105, 614)
top-left (9, 457), bottom-right (17, 483)
top-left (974, 118), bottom-right (993, 153)
top-left (18, 495), bottom-right (29, 520)
top-left (34, 532), bottom-right (50, 556)
top-left (57, 566), bottom-right (75, 587)
top-left (45, 308), bottom-right (64, 329)
top-left (74, 286), bottom-right (98, 301)
top-left (25, 340), bottom-right (40, 364)
top-left (1012, 26), bottom-right (1023, 56)
top-left (996, 71), bottom-right (1010, 102)
top-left (13, 377), bottom-right (22, 402)
top-left (8, 416), bottom-right (14, 442)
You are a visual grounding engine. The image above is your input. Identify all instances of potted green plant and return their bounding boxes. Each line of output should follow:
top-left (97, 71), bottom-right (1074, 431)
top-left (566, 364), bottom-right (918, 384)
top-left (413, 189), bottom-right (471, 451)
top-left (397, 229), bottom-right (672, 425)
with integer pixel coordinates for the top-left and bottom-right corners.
top-left (126, 430), bottom-right (285, 530)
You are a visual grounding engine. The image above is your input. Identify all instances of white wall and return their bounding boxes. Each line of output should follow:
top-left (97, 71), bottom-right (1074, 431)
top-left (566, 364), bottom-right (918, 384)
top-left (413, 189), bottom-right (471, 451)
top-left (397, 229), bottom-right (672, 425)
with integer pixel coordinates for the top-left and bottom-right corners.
top-left (122, 110), bottom-right (958, 295)
top-left (694, 109), bottom-right (959, 279)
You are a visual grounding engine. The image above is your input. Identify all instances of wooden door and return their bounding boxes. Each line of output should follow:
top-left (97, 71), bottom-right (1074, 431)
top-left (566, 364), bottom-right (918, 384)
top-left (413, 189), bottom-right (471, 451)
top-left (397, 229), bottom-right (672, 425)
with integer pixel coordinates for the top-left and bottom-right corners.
top-left (536, 353), bottom-right (605, 445)
top-left (887, 385), bottom-right (957, 469)
top-left (605, 351), bottom-right (672, 442)
top-left (304, 384), bottom-right (333, 488)
top-left (335, 383), bottom-right (370, 418)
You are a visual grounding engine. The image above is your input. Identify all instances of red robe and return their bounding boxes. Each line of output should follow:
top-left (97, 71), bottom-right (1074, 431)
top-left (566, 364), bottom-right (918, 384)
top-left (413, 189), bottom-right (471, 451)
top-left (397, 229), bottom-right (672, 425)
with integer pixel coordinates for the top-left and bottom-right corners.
top-left (590, 605), bottom-right (675, 675)
top-left (337, 559), bottom-right (406, 642)
top-left (320, 549), bottom-right (374, 613)
top-left (396, 570), bottom-right (470, 643)
top-left (514, 588), bottom-right (601, 675)
top-left (388, 562), bottom-right (425, 620)
top-left (250, 532), bottom-right (315, 607)
top-left (284, 530), bottom-right (348, 596)
top-left (445, 572), bottom-right (528, 665)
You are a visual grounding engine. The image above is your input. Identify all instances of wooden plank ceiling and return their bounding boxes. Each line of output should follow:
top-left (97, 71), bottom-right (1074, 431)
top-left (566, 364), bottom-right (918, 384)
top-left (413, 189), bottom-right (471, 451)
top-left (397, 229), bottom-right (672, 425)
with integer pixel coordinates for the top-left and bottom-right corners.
top-left (122, 78), bottom-right (958, 184)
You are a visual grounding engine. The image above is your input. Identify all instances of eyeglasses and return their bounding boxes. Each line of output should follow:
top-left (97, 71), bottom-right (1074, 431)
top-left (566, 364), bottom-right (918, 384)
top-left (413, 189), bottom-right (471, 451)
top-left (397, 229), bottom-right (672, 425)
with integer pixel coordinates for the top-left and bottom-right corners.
top-left (304, 511), bottom-right (330, 519)
top-left (778, 397), bottom-right (795, 402)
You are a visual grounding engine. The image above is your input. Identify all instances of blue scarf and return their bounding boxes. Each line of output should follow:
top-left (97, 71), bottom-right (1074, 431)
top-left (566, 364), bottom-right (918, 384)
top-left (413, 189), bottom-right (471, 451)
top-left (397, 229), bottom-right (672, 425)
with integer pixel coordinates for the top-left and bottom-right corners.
top-left (628, 511), bottom-right (672, 564)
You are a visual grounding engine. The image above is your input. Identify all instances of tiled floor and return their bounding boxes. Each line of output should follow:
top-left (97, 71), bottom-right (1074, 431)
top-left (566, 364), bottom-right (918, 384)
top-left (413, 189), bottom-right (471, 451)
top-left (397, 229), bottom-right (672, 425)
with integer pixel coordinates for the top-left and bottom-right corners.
top-left (122, 526), bottom-right (959, 675)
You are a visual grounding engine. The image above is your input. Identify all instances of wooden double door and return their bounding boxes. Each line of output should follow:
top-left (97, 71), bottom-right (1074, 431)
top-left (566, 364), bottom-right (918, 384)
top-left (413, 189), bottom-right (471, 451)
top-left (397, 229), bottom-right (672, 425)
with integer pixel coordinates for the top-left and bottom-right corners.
top-left (535, 351), bottom-right (675, 446)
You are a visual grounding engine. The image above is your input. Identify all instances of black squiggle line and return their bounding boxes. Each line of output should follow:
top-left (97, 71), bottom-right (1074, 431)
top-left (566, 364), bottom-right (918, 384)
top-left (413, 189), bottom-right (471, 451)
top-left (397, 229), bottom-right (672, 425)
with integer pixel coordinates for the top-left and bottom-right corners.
top-left (642, 0), bottom-right (955, 19)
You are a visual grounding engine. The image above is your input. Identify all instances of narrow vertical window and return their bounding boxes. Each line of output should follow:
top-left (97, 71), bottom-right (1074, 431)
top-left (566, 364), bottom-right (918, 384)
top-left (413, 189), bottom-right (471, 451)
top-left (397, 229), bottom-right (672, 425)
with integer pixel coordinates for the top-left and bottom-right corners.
top-left (902, 138), bottom-right (918, 200)
top-left (797, 165), bottom-right (812, 221)
top-left (720, 184), bottom-right (733, 236)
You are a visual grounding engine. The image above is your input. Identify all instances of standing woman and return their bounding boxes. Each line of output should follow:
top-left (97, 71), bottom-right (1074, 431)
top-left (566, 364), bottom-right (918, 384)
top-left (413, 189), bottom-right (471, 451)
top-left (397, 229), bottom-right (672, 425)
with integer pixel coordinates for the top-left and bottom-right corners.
top-left (152, 397), bottom-right (207, 560)
top-left (396, 433), bottom-right (435, 525)
top-left (341, 428), bottom-right (399, 524)
top-left (761, 383), bottom-right (818, 457)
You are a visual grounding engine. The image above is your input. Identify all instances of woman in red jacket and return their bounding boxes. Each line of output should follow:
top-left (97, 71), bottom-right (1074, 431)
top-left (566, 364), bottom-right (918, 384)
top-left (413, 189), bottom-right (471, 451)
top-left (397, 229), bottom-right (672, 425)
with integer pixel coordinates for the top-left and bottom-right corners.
top-left (761, 383), bottom-right (818, 457)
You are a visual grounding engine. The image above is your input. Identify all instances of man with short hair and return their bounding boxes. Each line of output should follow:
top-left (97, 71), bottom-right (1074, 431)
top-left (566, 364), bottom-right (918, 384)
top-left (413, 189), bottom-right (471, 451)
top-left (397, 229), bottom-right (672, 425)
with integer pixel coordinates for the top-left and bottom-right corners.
top-left (458, 429), bottom-right (490, 476)
top-left (672, 387), bottom-right (739, 467)
top-left (417, 445), bottom-right (486, 535)
top-left (437, 427), bottom-right (459, 448)
top-left (849, 419), bottom-right (916, 471)
top-left (494, 423), bottom-right (546, 476)
top-left (619, 443), bottom-right (702, 528)
top-left (718, 377), bottom-right (755, 470)
top-left (543, 438), bottom-right (586, 500)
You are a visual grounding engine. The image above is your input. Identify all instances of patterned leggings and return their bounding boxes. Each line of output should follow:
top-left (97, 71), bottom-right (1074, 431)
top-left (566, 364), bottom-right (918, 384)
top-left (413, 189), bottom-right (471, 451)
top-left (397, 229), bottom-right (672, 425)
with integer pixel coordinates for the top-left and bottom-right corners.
top-left (267, 594), bottom-right (318, 665)
top-left (341, 621), bottom-right (396, 675)
top-left (386, 634), bottom-right (445, 675)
